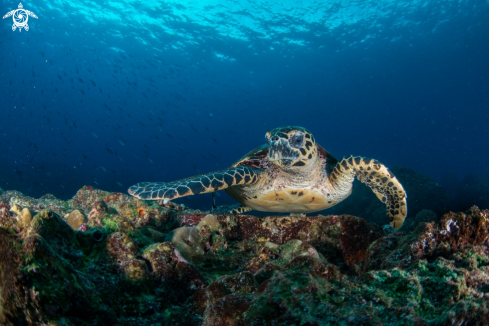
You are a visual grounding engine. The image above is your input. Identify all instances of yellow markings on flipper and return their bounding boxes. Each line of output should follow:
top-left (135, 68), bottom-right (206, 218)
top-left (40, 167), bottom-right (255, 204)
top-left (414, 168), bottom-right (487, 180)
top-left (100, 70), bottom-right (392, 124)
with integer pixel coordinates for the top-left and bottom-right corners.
top-left (231, 205), bottom-right (253, 214)
top-left (330, 156), bottom-right (407, 229)
top-left (128, 166), bottom-right (261, 201)
top-left (374, 192), bottom-right (384, 202)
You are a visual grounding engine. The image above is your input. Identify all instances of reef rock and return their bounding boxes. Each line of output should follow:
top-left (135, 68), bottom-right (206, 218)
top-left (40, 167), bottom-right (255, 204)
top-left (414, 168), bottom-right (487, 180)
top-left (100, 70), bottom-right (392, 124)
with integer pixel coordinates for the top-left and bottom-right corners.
top-left (1, 190), bottom-right (69, 216)
top-left (0, 185), bottom-right (488, 325)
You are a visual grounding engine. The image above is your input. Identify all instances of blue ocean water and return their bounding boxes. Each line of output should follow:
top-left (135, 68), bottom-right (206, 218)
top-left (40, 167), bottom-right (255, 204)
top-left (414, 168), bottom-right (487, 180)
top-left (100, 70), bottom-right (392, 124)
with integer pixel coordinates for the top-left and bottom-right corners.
top-left (1, 0), bottom-right (488, 211)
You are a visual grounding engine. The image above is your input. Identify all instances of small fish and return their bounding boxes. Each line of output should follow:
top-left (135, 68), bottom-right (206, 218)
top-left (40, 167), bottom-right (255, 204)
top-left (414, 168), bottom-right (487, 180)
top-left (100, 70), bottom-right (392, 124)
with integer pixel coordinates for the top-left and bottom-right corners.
top-left (116, 182), bottom-right (123, 187)
top-left (91, 132), bottom-right (98, 138)
top-left (117, 139), bottom-right (125, 146)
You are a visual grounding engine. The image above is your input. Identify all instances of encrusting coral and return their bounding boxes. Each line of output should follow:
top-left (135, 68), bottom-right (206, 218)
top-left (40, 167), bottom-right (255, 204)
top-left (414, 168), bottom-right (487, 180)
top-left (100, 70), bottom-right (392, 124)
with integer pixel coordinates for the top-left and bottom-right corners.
top-left (64, 209), bottom-right (87, 230)
top-left (0, 185), bottom-right (488, 325)
top-left (165, 226), bottom-right (205, 260)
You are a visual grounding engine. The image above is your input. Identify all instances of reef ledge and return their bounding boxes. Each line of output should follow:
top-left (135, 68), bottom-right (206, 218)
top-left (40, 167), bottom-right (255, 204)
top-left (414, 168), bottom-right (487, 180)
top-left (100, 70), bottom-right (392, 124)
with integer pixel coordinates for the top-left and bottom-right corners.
top-left (1, 185), bottom-right (488, 325)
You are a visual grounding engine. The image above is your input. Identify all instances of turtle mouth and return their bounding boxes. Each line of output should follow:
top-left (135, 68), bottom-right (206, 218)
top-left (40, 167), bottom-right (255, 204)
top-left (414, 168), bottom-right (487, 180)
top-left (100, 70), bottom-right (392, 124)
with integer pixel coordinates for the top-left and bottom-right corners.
top-left (268, 156), bottom-right (294, 167)
top-left (268, 139), bottom-right (299, 166)
top-left (268, 153), bottom-right (295, 162)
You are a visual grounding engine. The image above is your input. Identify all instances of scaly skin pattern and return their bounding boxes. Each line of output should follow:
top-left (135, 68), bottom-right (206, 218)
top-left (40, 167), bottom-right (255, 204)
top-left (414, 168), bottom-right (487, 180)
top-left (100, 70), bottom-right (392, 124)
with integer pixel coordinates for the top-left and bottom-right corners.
top-left (329, 156), bottom-right (407, 229)
top-left (128, 126), bottom-right (408, 229)
top-left (128, 166), bottom-right (261, 202)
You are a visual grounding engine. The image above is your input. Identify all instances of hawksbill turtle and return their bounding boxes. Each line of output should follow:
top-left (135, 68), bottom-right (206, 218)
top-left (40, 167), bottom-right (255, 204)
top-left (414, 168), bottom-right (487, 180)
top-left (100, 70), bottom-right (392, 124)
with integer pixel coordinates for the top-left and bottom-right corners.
top-left (3, 3), bottom-right (37, 32)
top-left (129, 126), bottom-right (407, 229)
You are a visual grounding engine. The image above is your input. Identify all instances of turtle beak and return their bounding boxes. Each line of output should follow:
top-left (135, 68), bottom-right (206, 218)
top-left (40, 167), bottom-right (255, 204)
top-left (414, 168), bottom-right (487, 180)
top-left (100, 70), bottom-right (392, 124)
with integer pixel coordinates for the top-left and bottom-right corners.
top-left (268, 138), bottom-right (298, 167)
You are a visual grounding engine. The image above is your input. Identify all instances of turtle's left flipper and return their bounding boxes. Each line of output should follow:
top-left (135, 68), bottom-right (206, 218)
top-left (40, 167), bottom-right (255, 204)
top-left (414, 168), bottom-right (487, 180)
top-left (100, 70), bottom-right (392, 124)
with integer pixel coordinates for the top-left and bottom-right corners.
top-left (330, 156), bottom-right (407, 229)
top-left (129, 166), bottom-right (261, 202)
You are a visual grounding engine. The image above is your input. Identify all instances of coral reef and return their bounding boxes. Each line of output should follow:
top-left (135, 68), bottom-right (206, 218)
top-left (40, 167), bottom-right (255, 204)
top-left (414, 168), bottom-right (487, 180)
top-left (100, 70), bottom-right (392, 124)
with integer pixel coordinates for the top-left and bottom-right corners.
top-left (63, 209), bottom-right (87, 230)
top-left (0, 185), bottom-right (488, 325)
top-left (165, 226), bottom-right (205, 260)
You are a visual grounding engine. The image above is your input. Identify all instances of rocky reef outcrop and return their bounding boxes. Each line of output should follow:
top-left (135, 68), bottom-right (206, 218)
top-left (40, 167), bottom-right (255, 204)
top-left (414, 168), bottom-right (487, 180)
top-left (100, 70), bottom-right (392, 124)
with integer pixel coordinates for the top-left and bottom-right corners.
top-left (0, 185), bottom-right (489, 325)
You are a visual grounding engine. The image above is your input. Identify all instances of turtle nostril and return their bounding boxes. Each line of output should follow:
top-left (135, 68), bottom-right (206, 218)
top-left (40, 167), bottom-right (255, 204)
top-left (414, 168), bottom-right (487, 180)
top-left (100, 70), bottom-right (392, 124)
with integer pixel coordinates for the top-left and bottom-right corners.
top-left (271, 136), bottom-right (279, 141)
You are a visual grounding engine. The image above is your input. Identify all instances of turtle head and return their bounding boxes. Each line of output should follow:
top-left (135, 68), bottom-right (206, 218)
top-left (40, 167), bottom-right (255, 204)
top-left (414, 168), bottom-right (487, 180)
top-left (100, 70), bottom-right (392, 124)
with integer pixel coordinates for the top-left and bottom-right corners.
top-left (266, 126), bottom-right (317, 169)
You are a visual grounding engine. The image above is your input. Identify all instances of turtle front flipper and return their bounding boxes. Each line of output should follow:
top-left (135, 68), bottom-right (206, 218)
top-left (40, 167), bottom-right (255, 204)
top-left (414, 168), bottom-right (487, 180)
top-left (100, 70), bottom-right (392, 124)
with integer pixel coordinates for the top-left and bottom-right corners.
top-left (330, 156), bottom-right (407, 229)
top-left (3, 10), bottom-right (14, 19)
top-left (128, 166), bottom-right (261, 203)
top-left (212, 203), bottom-right (253, 215)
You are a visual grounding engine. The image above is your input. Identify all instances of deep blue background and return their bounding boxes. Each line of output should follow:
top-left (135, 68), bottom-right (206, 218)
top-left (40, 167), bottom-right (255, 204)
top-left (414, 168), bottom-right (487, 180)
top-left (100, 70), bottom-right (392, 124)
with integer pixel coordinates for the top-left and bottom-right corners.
top-left (1, 0), bottom-right (488, 211)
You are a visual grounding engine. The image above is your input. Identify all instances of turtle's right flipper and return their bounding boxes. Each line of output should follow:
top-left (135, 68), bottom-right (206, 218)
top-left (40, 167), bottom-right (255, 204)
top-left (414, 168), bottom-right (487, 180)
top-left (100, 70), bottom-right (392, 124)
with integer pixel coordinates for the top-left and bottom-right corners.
top-left (212, 204), bottom-right (253, 215)
top-left (2, 10), bottom-right (14, 19)
top-left (230, 205), bottom-right (252, 214)
top-left (128, 166), bottom-right (261, 202)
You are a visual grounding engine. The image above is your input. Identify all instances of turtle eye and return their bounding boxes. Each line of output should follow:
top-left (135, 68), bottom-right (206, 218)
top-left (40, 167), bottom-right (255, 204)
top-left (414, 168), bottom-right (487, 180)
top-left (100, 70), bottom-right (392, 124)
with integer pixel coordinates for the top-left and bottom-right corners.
top-left (289, 133), bottom-right (304, 148)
